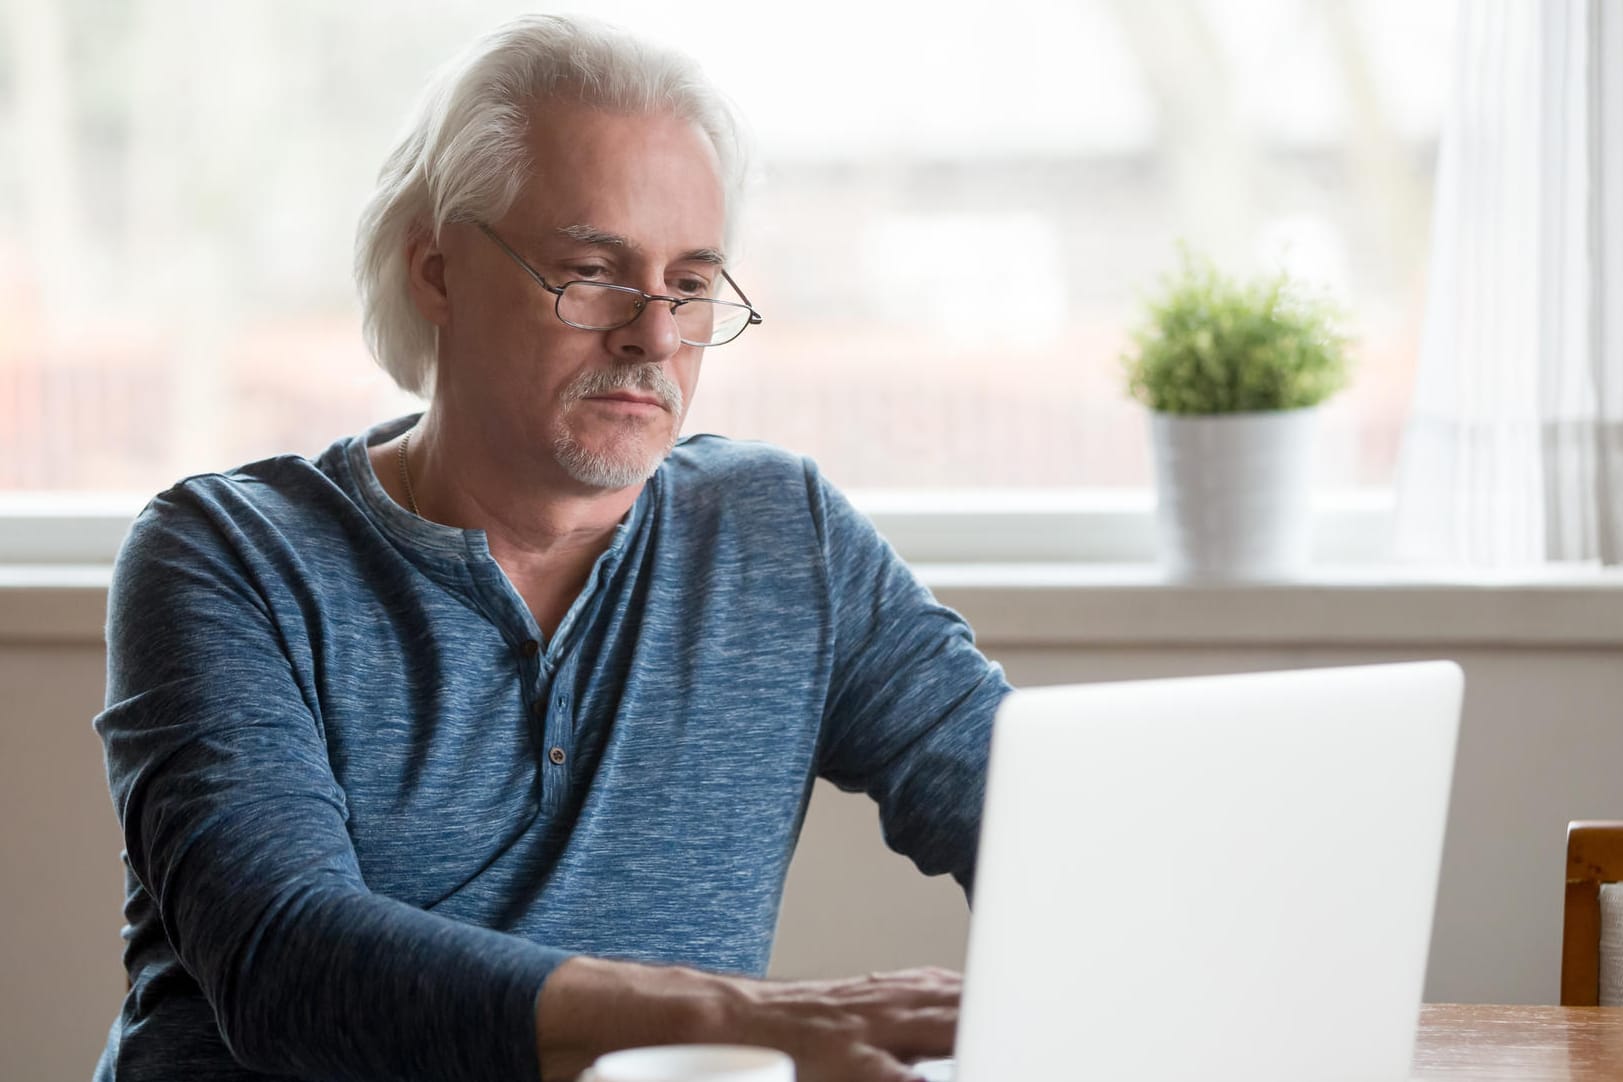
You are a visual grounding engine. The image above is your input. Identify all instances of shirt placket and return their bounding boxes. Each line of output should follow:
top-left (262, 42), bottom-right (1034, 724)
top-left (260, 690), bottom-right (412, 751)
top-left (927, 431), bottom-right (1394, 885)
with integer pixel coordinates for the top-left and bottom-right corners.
top-left (529, 653), bottom-right (576, 814)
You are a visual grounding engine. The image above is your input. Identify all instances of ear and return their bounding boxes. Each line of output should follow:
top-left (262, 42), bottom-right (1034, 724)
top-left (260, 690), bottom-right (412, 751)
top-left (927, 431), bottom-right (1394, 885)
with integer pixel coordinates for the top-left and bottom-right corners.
top-left (405, 227), bottom-right (451, 327)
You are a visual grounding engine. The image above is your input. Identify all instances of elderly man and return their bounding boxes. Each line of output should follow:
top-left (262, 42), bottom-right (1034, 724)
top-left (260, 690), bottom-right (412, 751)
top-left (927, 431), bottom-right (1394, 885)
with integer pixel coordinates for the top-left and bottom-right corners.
top-left (96, 14), bottom-right (1008, 1082)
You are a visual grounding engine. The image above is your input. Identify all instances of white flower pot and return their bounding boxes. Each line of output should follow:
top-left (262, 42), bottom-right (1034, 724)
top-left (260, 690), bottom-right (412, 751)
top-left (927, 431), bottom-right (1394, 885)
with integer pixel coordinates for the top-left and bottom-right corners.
top-left (1149, 408), bottom-right (1318, 581)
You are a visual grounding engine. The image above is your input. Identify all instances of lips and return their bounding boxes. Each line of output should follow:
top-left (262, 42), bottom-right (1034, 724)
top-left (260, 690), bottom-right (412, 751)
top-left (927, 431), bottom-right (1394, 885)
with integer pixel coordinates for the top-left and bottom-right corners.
top-left (565, 362), bottom-right (684, 414)
top-left (589, 392), bottom-right (664, 409)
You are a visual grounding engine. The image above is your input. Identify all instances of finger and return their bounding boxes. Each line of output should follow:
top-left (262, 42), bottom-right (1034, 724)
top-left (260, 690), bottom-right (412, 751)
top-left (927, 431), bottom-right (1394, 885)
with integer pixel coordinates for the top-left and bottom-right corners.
top-left (865, 1004), bottom-right (958, 1061)
top-left (847, 968), bottom-right (960, 994)
top-left (865, 966), bottom-right (963, 987)
top-left (840, 969), bottom-right (963, 1009)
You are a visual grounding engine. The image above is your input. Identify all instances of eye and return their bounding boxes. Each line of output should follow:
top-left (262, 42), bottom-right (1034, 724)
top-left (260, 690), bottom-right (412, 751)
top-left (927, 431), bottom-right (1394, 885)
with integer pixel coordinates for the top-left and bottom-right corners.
top-left (568, 264), bottom-right (611, 282)
top-left (672, 276), bottom-right (711, 297)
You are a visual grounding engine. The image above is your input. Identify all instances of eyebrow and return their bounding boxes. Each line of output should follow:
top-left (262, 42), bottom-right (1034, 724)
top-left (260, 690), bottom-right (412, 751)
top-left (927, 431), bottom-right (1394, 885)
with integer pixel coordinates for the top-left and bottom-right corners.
top-left (554, 223), bottom-right (727, 267)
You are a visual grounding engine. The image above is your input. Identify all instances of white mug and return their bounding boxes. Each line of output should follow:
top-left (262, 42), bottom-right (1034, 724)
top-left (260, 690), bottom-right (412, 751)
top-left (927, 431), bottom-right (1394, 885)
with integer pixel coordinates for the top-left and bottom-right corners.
top-left (582, 1044), bottom-right (794, 1082)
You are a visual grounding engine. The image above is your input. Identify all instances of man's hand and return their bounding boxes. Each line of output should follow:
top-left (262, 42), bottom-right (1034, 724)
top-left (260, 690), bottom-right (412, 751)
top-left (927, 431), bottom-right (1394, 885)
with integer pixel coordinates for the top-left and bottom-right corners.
top-left (719, 966), bottom-right (960, 1082)
top-left (536, 956), bottom-right (960, 1082)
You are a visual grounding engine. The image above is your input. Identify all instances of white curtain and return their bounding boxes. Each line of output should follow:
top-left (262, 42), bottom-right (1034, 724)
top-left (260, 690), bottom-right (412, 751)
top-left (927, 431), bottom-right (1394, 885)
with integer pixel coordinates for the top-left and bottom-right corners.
top-left (1395, 0), bottom-right (1623, 567)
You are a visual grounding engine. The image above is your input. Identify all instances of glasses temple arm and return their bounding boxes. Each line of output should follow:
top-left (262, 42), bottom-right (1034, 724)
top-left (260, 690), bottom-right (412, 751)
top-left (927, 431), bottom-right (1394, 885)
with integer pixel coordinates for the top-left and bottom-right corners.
top-left (721, 269), bottom-right (764, 324)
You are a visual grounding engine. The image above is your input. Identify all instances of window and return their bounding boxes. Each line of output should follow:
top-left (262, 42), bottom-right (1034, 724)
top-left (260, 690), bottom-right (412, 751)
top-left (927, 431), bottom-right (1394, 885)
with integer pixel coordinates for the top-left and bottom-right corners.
top-left (1, 1), bottom-right (1453, 515)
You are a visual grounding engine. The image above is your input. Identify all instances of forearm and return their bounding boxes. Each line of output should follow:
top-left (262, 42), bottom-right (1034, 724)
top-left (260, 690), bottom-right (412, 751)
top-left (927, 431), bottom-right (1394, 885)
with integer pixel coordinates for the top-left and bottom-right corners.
top-left (535, 956), bottom-right (731, 1081)
top-left (131, 769), bottom-right (565, 1079)
top-left (187, 873), bottom-right (565, 1080)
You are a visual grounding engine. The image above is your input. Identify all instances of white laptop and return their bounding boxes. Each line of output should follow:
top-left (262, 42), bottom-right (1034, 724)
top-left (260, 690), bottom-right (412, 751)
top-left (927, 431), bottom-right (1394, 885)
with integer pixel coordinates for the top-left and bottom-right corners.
top-left (917, 661), bottom-right (1462, 1082)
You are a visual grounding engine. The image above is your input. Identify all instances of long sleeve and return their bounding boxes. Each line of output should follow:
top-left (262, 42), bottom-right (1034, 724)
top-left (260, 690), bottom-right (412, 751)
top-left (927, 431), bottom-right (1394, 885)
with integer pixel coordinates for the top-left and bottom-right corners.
top-left (805, 461), bottom-right (1013, 896)
top-left (97, 488), bottom-right (568, 1081)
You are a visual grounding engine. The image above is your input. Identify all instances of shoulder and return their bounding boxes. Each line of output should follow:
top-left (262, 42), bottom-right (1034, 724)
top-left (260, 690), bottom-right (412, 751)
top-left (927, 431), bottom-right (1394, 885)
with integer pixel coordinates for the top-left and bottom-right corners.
top-left (656, 434), bottom-right (878, 553)
top-left (663, 433), bottom-right (813, 486)
top-left (136, 454), bottom-right (345, 540)
top-left (118, 445), bottom-right (362, 582)
top-left (659, 434), bottom-right (828, 514)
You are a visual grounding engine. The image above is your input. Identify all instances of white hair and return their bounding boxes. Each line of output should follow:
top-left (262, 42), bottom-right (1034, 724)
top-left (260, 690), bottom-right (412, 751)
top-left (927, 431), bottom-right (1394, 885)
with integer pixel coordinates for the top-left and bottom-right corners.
top-left (354, 14), bottom-right (750, 396)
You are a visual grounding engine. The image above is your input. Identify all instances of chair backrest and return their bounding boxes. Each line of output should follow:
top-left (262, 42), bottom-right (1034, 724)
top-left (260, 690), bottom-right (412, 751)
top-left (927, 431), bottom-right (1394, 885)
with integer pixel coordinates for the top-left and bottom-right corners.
top-left (1562, 820), bottom-right (1623, 1005)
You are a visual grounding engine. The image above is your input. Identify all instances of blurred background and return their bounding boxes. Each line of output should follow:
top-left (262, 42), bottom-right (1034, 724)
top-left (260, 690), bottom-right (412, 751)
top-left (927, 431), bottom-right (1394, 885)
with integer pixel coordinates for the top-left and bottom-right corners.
top-left (0, 0), bottom-right (1454, 494)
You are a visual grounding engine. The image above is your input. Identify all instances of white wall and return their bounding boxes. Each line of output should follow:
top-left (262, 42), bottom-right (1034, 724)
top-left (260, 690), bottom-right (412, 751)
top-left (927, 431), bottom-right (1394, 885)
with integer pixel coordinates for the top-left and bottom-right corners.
top-left (0, 641), bottom-right (125, 1082)
top-left (4, 579), bottom-right (1622, 1081)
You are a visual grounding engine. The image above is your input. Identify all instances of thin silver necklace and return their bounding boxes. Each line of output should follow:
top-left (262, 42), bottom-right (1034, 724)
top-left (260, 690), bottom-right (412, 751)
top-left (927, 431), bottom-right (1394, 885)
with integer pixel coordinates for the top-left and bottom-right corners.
top-left (397, 432), bottom-right (421, 517)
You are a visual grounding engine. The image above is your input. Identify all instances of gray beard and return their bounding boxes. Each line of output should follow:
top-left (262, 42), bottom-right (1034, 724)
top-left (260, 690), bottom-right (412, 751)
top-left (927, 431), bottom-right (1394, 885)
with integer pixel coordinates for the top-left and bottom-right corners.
top-left (552, 425), bottom-right (679, 489)
top-left (550, 362), bottom-right (685, 490)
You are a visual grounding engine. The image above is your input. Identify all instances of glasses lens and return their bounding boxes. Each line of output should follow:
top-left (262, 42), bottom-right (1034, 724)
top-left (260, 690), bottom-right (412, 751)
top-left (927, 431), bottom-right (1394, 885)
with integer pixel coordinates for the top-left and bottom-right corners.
top-left (676, 300), bottom-right (752, 347)
top-left (558, 282), bottom-right (754, 345)
top-left (557, 282), bottom-right (642, 330)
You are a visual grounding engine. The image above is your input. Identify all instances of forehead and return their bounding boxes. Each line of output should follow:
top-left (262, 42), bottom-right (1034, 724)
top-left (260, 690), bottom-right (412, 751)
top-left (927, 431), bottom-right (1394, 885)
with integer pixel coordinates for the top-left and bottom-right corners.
top-left (511, 102), bottom-right (726, 254)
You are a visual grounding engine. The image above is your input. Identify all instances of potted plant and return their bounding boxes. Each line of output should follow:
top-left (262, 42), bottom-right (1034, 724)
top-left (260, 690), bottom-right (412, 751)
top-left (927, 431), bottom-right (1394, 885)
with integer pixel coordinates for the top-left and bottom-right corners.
top-left (1122, 252), bottom-right (1351, 581)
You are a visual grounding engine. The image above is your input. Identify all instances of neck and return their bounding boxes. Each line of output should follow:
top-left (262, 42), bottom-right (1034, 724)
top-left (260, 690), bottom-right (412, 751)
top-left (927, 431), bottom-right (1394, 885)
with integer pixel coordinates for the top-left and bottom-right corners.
top-left (401, 405), bottom-right (644, 566)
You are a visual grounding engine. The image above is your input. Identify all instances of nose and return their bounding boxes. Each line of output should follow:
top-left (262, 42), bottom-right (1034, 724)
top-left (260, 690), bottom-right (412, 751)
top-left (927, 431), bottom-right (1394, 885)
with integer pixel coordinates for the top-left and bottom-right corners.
top-left (605, 296), bottom-right (684, 364)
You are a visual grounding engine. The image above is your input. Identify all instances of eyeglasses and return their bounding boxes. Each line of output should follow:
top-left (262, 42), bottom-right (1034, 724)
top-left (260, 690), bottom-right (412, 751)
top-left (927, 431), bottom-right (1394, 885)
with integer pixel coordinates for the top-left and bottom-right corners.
top-left (477, 223), bottom-right (763, 347)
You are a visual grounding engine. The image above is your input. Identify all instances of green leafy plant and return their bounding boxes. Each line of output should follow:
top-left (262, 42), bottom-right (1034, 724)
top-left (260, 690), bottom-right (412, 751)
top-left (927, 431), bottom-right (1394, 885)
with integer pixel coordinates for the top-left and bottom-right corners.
top-left (1123, 251), bottom-right (1351, 414)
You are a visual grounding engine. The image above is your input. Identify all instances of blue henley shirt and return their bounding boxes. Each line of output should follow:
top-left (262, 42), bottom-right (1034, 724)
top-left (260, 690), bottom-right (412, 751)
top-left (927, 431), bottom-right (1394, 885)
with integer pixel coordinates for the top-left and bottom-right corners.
top-left (94, 416), bottom-right (1010, 1081)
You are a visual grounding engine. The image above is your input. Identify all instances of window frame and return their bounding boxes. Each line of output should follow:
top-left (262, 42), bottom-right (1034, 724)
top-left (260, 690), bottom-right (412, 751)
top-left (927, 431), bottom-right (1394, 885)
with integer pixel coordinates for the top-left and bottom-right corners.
top-left (0, 488), bottom-right (1396, 568)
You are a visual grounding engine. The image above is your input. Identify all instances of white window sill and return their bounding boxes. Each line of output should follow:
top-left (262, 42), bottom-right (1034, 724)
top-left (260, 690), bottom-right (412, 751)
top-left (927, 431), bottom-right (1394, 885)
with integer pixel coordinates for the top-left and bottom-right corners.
top-left (5, 562), bottom-right (1622, 648)
top-left (0, 565), bottom-right (112, 644)
top-left (917, 563), bottom-right (1623, 648)
top-left (3, 489), bottom-right (1619, 648)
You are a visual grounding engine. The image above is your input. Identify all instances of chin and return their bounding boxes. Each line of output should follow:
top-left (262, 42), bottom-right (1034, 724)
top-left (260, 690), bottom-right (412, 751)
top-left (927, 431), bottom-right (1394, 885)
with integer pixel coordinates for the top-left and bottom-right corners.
top-left (552, 431), bottom-right (675, 490)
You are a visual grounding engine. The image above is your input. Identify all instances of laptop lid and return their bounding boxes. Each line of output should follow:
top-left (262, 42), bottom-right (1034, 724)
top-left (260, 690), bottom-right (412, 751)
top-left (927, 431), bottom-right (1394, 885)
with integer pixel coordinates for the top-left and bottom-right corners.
top-left (952, 661), bottom-right (1462, 1082)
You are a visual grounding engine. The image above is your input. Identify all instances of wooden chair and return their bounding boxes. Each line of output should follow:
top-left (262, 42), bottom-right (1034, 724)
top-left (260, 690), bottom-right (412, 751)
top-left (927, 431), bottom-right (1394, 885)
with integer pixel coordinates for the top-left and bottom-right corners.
top-left (1562, 820), bottom-right (1623, 1005)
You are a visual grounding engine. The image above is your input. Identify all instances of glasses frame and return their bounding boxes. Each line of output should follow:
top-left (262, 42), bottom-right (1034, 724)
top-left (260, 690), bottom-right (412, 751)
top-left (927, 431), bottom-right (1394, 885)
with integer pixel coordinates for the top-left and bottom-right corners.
top-left (476, 223), bottom-right (763, 347)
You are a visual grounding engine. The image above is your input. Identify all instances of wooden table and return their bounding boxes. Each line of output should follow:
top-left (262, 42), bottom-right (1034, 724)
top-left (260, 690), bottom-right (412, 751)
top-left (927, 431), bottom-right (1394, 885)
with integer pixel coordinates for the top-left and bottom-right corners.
top-left (1415, 1005), bottom-right (1623, 1079)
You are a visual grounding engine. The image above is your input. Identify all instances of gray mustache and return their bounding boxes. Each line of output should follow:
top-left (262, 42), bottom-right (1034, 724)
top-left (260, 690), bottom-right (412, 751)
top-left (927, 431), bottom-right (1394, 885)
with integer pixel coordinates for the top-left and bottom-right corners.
top-left (564, 364), bottom-right (683, 413)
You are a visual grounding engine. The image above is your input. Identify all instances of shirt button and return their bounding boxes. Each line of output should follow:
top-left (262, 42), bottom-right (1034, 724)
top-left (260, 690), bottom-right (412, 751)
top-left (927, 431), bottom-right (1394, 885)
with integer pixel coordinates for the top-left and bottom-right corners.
top-left (548, 746), bottom-right (567, 766)
top-left (520, 639), bottom-right (540, 658)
